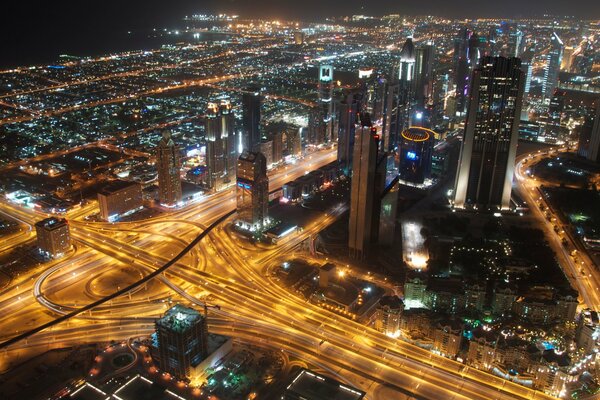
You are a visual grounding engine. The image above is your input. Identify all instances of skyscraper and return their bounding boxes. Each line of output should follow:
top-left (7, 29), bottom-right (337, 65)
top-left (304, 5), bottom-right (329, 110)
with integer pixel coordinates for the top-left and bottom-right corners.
top-left (155, 305), bottom-right (208, 379)
top-left (35, 217), bottom-right (70, 258)
top-left (413, 43), bottom-right (434, 108)
top-left (337, 90), bottom-right (361, 175)
top-left (236, 151), bottom-right (269, 231)
top-left (383, 38), bottom-right (415, 152)
top-left (454, 29), bottom-right (481, 115)
top-left (318, 64), bottom-right (334, 144)
top-left (454, 56), bottom-right (525, 210)
top-left (348, 114), bottom-right (386, 259)
top-left (242, 86), bottom-right (262, 152)
top-left (508, 28), bottom-right (525, 58)
top-left (156, 130), bottom-right (182, 207)
top-left (543, 33), bottom-right (563, 99)
top-left (359, 68), bottom-right (386, 124)
top-left (577, 104), bottom-right (600, 163)
top-left (520, 50), bottom-right (534, 97)
top-left (205, 100), bottom-right (237, 191)
top-left (307, 109), bottom-right (326, 145)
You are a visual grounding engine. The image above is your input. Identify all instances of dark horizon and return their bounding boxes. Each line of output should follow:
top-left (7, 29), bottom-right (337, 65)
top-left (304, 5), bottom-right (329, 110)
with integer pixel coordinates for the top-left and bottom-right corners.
top-left (3, 0), bottom-right (599, 68)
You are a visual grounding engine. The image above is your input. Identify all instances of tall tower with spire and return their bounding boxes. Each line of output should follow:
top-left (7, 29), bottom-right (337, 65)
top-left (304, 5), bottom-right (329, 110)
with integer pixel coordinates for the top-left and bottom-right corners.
top-left (383, 37), bottom-right (416, 153)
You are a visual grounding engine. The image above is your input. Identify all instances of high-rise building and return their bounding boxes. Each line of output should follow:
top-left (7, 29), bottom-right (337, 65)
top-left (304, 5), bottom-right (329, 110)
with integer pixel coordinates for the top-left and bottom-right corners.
top-left (337, 90), bottom-right (361, 175)
top-left (287, 128), bottom-right (302, 157)
top-left (359, 68), bottom-right (386, 124)
top-left (543, 33), bottom-right (563, 99)
top-left (236, 151), bottom-right (269, 231)
top-left (544, 90), bottom-right (566, 139)
top-left (454, 29), bottom-right (481, 115)
top-left (259, 139), bottom-right (273, 166)
top-left (413, 43), bottom-right (434, 108)
top-left (398, 127), bottom-right (435, 184)
top-left (35, 217), bottom-right (70, 258)
top-left (307, 109), bottom-right (326, 145)
top-left (272, 130), bottom-right (284, 165)
top-left (577, 104), bottom-right (600, 163)
top-left (561, 46), bottom-right (574, 72)
top-left (378, 179), bottom-right (399, 246)
top-left (242, 86), bottom-right (262, 152)
top-left (383, 38), bottom-right (416, 152)
top-left (156, 130), bottom-right (182, 207)
top-left (293, 31), bottom-right (305, 45)
top-left (454, 56), bottom-right (525, 210)
top-left (205, 100), bottom-right (237, 191)
top-left (348, 114), bottom-right (386, 259)
top-left (318, 65), bottom-right (334, 144)
top-left (520, 50), bottom-right (534, 96)
top-left (155, 305), bottom-right (208, 379)
top-left (508, 29), bottom-right (525, 58)
top-left (98, 180), bottom-right (143, 222)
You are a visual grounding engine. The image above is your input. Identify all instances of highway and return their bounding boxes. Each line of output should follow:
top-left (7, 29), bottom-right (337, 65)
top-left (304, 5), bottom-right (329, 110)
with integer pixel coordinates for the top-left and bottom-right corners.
top-left (514, 148), bottom-right (600, 310)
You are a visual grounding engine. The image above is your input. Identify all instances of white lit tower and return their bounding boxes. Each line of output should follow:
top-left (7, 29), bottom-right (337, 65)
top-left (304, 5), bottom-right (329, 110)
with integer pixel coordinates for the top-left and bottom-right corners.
top-left (383, 37), bottom-right (416, 153)
top-left (318, 64), bottom-right (334, 144)
top-left (543, 32), bottom-right (563, 100)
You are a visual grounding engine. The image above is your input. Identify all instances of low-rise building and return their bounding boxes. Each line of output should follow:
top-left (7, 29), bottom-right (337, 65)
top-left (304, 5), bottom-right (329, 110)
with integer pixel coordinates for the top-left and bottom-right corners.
top-left (432, 319), bottom-right (463, 358)
top-left (374, 295), bottom-right (403, 336)
top-left (98, 180), bottom-right (143, 222)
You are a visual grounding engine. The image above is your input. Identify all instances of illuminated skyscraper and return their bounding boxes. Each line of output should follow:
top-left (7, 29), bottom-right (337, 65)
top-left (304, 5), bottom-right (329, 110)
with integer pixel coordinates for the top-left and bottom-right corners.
top-left (242, 86), bottom-right (262, 152)
top-left (337, 90), bottom-right (361, 175)
top-left (349, 114), bottom-right (386, 259)
top-left (508, 29), bottom-right (525, 57)
top-left (359, 68), bottom-right (386, 124)
top-left (454, 29), bottom-right (481, 115)
top-left (454, 57), bottom-right (524, 210)
top-left (383, 37), bottom-right (415, 152)
top-left (205, 100), bottom-right (237, 191)
top-left (318, 64), bottom-right (334, 144)
top-left (520, 50), bottom-right (534, 96)
top-left (155, 305), bottom-right (208, 379)
top-left (236, 151), bottom-right (269, 231)
top-left (413, 43), bottom-right (434, 108)
top-left (35, 217), bottom-right (70, 258)
top-left (543, 33), bottom-right (563, 99)
top-left (156, 130), bottom-right (182, 206)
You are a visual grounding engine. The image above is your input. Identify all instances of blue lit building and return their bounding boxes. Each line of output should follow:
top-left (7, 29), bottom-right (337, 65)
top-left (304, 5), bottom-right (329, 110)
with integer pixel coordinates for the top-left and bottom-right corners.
top-left (398, 127), bottom-right (434, 184)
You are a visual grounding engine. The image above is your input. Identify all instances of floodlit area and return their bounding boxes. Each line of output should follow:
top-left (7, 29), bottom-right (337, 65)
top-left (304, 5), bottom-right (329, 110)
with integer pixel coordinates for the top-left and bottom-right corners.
top-left (402, 221), bottom-right (429, 270)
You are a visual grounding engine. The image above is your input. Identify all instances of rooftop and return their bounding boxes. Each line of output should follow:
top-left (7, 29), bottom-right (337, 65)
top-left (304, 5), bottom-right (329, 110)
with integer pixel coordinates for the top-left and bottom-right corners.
top-left (284, 369), bottom-right (365, 400)
top-left (156, 305), bottom-right (204, 333)
top-left (35, 217), bottom-right (68, 230)
top-left (98, 180), bottom-right (140, 196)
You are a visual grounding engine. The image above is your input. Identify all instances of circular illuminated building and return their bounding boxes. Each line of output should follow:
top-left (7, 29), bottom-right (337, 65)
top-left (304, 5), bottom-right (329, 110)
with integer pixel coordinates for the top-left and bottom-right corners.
top-left (399, 127), bottom-right (435, 184)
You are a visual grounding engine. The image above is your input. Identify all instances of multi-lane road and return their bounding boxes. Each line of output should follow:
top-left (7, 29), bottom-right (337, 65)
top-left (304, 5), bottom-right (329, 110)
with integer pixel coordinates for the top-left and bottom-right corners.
top-left (0, 143), bottom-right (562, 399)
top-left (514, 148), bottom-right (600, 310)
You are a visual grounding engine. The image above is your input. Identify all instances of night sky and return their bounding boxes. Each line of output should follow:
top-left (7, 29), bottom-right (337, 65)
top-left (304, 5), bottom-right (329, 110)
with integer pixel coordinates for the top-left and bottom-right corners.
top-left (3, 0), bottom-right (599, 68)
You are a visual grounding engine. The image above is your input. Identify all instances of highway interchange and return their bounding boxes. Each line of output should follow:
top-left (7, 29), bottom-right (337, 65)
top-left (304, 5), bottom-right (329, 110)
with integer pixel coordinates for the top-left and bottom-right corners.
top-left (0, 35), bottom-right (592, 400)
top-left (0, 143), bottom-right (567, 399)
